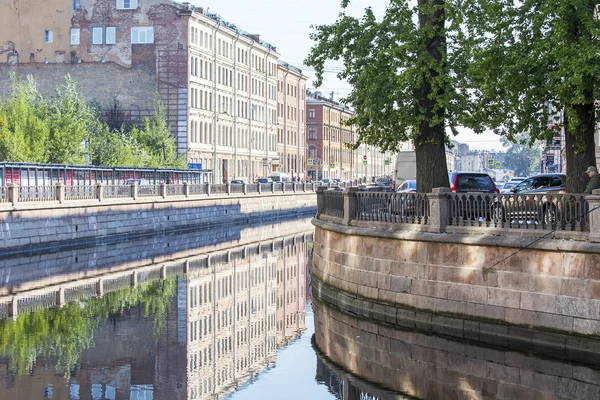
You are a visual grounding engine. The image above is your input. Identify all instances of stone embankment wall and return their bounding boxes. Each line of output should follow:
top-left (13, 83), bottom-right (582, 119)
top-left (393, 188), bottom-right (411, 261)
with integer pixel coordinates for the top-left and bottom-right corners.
top-left (312, 218), bottom-right (600, 358)
top-left (313, 296), bottom-right (600, 400)
top-left (0, 192), bottom-right (316, 251)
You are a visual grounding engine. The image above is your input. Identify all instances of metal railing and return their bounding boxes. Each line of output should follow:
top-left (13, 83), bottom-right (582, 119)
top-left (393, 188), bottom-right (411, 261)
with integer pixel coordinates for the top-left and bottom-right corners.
top-left (318, 188), bottom-right (592, 232)
top-left (322, 190), bottom-right (345, 218)
top-left (448, 193), bottom-right (590, 231)
top-left (65, 185), bottom-right (96, 201)
top-left (19, 186), bottom-right (55, 202)
top-left (104, 185), bottom-right (132, 199)
top-left (0, 182), bottom-right (317, 206)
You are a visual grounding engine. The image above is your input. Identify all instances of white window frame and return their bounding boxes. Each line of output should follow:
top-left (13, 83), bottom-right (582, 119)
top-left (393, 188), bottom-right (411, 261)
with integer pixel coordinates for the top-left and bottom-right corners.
top-left (131, 27), bottom-right (154, 44)
top-left (106, 27), bottom-right (116, 45)
top-left (116, 0), bottom-right (137, 9)
top-left (70, 28), bottom-right (80, 45)
top-left (45, 30), bottom-right (53, 43)
top-left (92, 27), bottom-right (103, 45)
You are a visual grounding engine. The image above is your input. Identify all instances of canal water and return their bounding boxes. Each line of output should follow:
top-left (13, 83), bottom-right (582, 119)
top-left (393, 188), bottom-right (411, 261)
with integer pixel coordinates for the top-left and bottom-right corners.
top-left (1, 216), bottom-right (599, 399)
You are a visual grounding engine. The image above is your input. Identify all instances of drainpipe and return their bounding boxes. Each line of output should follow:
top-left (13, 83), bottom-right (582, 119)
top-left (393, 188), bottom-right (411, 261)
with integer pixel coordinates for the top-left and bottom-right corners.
top-left (264, 47), bottom-right (271, 177)
top-left (212, 20), bottom-right (221, 183)
top-left (233, 32), bottom-right (240, 179)
top-left (297, 74), bottom-right (302, 180)
top-left (248, 41), bottom-right (254, 182)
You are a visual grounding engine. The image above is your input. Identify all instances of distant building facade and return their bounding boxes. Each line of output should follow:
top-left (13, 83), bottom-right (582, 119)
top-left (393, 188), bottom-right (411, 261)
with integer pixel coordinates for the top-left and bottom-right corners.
top-left (276, 61), bottom-right (308, 181)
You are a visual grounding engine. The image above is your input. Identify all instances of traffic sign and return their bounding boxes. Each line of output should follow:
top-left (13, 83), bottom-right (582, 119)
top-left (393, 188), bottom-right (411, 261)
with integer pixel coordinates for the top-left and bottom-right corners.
top-left (363, 155), bottom-right (367, 160)
top-left (363, 160), bottom-right (368, 166)
top-left (384, 159), bottom-right (391, 166)
top-left (495, 162), bottom-right (502, 169)
top-left (307, 158), bottom-right (314, 166)
top-left (487, 158), bottom-right (494, 167)
top-left (330, 163), bottom-right (336, 168)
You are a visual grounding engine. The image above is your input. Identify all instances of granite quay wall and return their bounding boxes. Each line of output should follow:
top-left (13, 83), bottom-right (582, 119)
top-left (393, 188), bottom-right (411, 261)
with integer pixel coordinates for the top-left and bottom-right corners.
top-left (313, 296), bottom-right (600, 400)
top-left (0, 188), bottom-right (316, 252)
top-left (311, 216), bottom-right (600, 356)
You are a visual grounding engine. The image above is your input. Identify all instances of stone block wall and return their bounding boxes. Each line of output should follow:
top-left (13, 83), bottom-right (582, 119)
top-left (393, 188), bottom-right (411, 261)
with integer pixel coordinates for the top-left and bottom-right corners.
top-left (0, 192), bottom-right (316, 251)
top-left (312, 219), bottom-right (600, 340)
top-left (313, 296), bottom-right (600, 400)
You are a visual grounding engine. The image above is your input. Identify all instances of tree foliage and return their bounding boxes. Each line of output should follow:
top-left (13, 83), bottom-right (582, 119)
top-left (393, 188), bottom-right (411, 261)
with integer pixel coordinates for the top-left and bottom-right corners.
top-left (0, 74), bottom-right (186, 169)
top-left (306, 0), bottom-right (491, 191)
top-left (502, 140), bottom-right (543, 177)
top-left (0, 277), bottom-right (177, 376)
top-left (463, 0), bottom-right (600, 192)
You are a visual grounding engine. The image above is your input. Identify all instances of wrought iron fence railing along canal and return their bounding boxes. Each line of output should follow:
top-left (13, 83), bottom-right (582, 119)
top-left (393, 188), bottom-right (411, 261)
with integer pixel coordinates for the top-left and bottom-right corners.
top-left (0, 181), bottom-right (321, 206)
top-left (319, 187), bottom-right (593, 233)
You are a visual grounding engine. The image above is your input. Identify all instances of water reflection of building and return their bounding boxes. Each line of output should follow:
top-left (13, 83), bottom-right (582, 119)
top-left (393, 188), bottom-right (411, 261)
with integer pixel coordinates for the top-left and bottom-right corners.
top-left (186, 237), bottom-right (308, 399)
top-left (0, 231), bottom-right (312, 400)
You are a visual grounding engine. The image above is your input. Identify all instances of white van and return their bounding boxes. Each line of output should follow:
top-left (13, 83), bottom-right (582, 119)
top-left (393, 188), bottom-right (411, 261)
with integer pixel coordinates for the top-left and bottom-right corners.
top-left (269, 172), bottom-right (290, 182)
top-left (392, 151), bottom-right (417, 190)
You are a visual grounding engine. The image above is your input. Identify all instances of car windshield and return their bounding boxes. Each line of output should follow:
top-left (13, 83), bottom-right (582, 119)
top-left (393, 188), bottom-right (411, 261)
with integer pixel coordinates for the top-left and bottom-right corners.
top-left (456, 174), bottom-right (495, 192)
top-left (514, 176), bottom-right (550, 192)
top-left (502, 182), bottom-right (517, 189)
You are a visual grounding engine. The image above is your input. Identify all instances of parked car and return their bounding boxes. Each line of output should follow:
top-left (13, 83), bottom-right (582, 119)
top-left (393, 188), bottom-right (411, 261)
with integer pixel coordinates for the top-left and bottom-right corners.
top-left (230, 179), bottom-right (248, 184)
top-left (500, 181), bottom-right (519, 193)
top-left (494, 173), bottom-right (569, 224)
top-left (448, 172), bottom-right (499, 222)
top-left (124, 179), bottom-right (150, 185)
top-left (256, 177), bottom-right (273, 184)
top-left (396, 180), bottom-right (416, 193)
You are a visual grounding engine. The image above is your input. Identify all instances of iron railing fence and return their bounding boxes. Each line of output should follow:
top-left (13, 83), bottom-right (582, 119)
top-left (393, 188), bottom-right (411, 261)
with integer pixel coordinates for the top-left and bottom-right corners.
top-left (211, 184), bottom-right (227, 195)
top-left (317, 188), bottom-right (591, 232)
top-left (19, 186), bottom-right (55, 202)
top-left (322, 190), bottom-right (345, 219)
top-left (138, 184), bottom-right (161, 197)
top-left (230, 183), bottom-right (245, 194)
top-left (189, 184), bottom-right (208, 195)
top-left (260, 183), bottom-right (272, 192)
top-left (449, 193), bottom-right (590, 231)
top-left (65, 185), bottom-right (96, 201)
top-left (167, 184), bottom-right (185, 196)
top-left (104, 185), bottom-right (132, 199)
top-left (246, 183), bottom-right (259, 193)
top-left (284, 182), bottom-right (295, 191)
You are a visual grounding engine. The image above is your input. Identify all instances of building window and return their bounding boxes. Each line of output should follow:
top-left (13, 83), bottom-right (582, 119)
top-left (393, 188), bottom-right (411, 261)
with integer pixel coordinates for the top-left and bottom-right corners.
top-left (309, 109), bottom-right (315, 119)
top-left (73, 0), bottom-right (81, 10)
top-left (308, 126), bottom-right (317, 140)
top-left (117, 0), bottom-right (137, 9)
top-left (92, 27), bottom-right (103, 44)
top-left (106, 27), bottom-right (116, 44)
top-left (70, 28), bottom-right (80, 45)
top-left (44, 30), bottom-right (53, 43)
top-left (131, 27), bottom-right (154, 44)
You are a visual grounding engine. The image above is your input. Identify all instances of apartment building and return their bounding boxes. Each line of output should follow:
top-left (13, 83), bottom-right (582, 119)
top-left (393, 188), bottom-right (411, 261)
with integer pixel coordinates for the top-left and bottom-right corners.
top-left (0, 1), bottom-right (281, 183)
top-left (276, 61), bottom-right (308, 181)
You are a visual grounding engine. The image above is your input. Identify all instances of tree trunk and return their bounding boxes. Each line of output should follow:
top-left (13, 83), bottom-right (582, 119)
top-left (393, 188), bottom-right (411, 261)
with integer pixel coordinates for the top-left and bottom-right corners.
top-left (415, 0), bottom-right (449, 193)
top-left (564, 103), bottom-right (596, 193)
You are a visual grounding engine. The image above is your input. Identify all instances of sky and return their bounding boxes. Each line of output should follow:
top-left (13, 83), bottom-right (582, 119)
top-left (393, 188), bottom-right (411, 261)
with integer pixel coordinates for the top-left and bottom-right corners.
top-left (190, 0), bottom-right (506, 152)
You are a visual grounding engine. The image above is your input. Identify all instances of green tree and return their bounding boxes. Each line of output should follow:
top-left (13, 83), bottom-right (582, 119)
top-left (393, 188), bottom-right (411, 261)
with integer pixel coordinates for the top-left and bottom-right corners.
top-left (306, 0), bottom-right (489, 191)
top-left (465, 0), bottom-right (600, 192)
top-left (502, 141), bottom-right (542, 177)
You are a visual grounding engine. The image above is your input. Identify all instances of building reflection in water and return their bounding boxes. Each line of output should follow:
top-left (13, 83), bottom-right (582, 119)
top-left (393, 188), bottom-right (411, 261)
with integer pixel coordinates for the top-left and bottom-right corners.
top-left (313, 296), bottom-right (600, 400)
top-left (0, 228), bottom-right (312, 400)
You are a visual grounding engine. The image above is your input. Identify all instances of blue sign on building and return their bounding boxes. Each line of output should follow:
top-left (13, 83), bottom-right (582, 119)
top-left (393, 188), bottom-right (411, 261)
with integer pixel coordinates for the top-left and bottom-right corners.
top-left (188, 163), bottom-right (203, 170)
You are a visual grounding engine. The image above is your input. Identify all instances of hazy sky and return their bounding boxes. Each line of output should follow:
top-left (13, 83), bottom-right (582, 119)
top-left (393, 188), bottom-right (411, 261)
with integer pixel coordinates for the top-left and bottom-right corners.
top-left (190, 0), bottom-right (505, 151)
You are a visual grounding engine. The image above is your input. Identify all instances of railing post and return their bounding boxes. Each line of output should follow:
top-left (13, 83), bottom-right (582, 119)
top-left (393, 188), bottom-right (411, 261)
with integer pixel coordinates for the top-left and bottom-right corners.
top-left (342, 187), bottom-right (359, 225)
top-left (7, 183), bottom-right (18, 206)
top-left (56, 288), bottom-right (65, 307)
top-left (316, 187), bottom-right (325, 218)
top-left (159, 183), bottom-right (167, 199)
top-left (258, 183), bottom-right (262, 194)
top-left (587, 189), bottom-right (600, 242)
top-left (293, 183), bottom-right (296, 193)
top-left (131, 182), bottom-right (139, 200)
top-left (183, 182), bottom-right (190, 197)
top-left (206, 182), bottom-right (211, 196)
top-left (302, 182), bottom-right (306, 192)
top-left (282, 182), bottom-right (286, 193)
top-left (96, 279), bottom-right (104, 297)
top-left (243, 182), bottom-right (247, 195)
top-left (8, 297), bottom-right (17, 320)
top-left (428, 187), bottom-right (450, 233)
top-left (55, 183), bottom-right (64, 204)
top-left (226, 182), bottom-right (231, 195)
top-left (271, 182), bottom-right (275, 193)
top-left (96, 182), bottom-right (103, 202)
